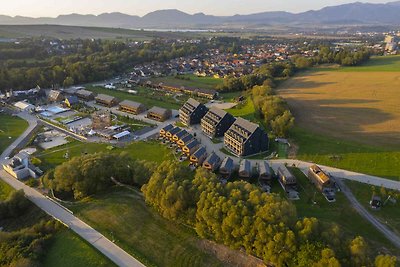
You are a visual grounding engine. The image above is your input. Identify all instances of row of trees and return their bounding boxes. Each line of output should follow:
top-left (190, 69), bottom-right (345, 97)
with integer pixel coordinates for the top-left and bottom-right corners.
top-left (45, 152), bottom-right (154, 199)
top-left (0, 190), bottom-right (61, 266)
top-left (142, 161), bottom-right (396, 266)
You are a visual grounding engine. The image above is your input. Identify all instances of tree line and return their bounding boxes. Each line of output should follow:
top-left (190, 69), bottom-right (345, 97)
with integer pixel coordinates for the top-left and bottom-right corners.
top-left (45, 153), bottom-right (397, 266)
top-left (0, 190), bottom-right (61, 266)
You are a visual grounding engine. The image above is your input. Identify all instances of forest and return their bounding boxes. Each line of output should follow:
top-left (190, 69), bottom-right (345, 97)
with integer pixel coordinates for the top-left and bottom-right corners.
top-left (45, 153), bottom-right (397, 267)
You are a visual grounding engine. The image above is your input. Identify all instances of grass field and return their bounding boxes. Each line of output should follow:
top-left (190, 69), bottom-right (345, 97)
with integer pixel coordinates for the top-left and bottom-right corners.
top-left (150, 74), bottom-right (222, 90)
top-left (345, 180), bottom-right (400, 236)
top-left (88, 86), bottom-right (181, 110)
top-left (225, 97), bottom-right (257, 122)
top-left (67, 188), bottom-right (225, 267)
top-left (0, 181), bottom-right (112, 266)
top-left (0, 180), bottom-right (13, 200)
top-left (289, 168), bottom-right (398, 255)
top-left (44, 230), bottom-right (115, 267)
top-left (278, 55), bottom-right (400, 149)
top-left (291, 127), bottom-right (400, 181)
top-left (0, 114), bottom-right (28, 153)
top-left (36, 140), bottom-right (171, 170)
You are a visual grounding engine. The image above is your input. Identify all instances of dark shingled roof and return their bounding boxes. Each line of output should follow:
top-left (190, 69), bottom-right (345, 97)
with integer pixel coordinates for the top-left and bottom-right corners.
top-left (239, 159), bottom-right (251, 174)
top-left (148, 106), bottom-right (170, 115)
top-left (120, 99), bottom-right (144, 109)
top-left (186, 139), bottom-right (200, 149)
top-left (180, 134), bottom-right (194, 143)
top-left (204, 152), bottom-right (221, 166)
top-left (259, 161), bottom-right (271, 176)
top-left (162, 124), bottom-right (174, 132)
top-left (220, 157), bottom-right (234, 172)
top-left (96, 94), bottom-right (117, 103)
top-left (192, 147), bottom-right (207, 158)
top-left (169, 127), bottom-right (181, 136)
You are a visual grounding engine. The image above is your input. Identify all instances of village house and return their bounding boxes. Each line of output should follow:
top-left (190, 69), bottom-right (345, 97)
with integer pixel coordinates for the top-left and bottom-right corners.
top-left (202, 152), bottom-right (221, 172)
top-left (219, 157), bottom-right (234, 178)
top-left (165, 127), bottom-right (181, 141)
top-left (75, 89), bottom-right (95, 101)
top-left (182, 139), bottom-right (201, 155)
top-left (259, 161), bottom-right (272, 182)
top-left (147, 106), bottom-right (172, 122)
top-left (179, 98), bottom-right (208, 126)
top-left (224, 117), bottom-right (269, 157)
top-left (201, 107), bottom-right (235, 138)
top-left (190, 147), bottom-right (208, 166)
top-left (238, 159), bottom-right (252, 179)
top-left (172, 129), bottom-right (188, 143)
top-left (95, 94), bottom-right (119, 107)
top-left (177, 133), bottom-right (194, 148)
top-left (159, 124), bottom-right (174, 138)
top-left (119, 100), bottom-right (147, 115)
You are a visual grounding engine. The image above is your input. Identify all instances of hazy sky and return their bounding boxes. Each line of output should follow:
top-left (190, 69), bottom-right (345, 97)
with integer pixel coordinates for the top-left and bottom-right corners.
top-left (2, 0), bottom-right (391, 17)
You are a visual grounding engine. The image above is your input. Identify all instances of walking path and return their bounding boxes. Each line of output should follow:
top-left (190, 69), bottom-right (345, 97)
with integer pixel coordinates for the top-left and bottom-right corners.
top-left (0, 113), bottom-right (145, 267)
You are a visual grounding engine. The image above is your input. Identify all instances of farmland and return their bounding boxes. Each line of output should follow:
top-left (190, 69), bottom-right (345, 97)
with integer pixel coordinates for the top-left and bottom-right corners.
top-left (278, 55), bottom-right (400, 149)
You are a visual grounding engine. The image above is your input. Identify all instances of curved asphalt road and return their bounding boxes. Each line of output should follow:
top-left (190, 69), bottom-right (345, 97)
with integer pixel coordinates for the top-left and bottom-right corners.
top-left (0, 112), bottom-right (145, 267)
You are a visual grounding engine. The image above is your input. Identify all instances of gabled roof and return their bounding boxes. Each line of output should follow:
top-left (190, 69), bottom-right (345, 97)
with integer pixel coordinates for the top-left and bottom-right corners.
top-left (208, 107), bottom-right (228, 119)
top-left (162, 124), bottom-right (174, 132)
top-left (233, 117), bottom-right (259, 134)
top-left (148, 106), bottom-right (170, 115)
top-left (174, 129), bottom-right (188, 139)
top-left (259, 161), bottom-right (271, 176)
top-left (120, 99), bottom-right (144, 109)
top-left (169, 127), bottom-right (181, 136)
top-left (220, 157), bottom-right (234, 171)
top-left (180, 134), bottom-right (193, 143)
top-left (95, 94), bottom-right (117, 103)
top-left (192, 147), bottom-right (207, 158)
top-left (239, 159), bottom-right (251, 173)
top-left (204, 152), bottom-right (221, 166)
top-left (185, 139), bottom-right (200, 149)
top-left (76, 89), bottom-right (93, 97)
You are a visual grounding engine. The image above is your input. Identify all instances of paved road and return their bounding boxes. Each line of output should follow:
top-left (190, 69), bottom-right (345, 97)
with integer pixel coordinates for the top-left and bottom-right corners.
top-left (0, 115), bottom-right (145, 267)
top-left (335, 178), bottom-right (400, 249)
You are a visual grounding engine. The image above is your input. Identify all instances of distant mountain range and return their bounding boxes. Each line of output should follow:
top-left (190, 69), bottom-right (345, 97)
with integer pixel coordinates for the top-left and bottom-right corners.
top-left (1, 1), bottom-right (400, 29)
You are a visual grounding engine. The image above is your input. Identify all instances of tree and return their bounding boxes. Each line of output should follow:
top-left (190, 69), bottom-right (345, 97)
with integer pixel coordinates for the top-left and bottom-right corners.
top-left (374, 254), bottom-right (397, 267)
top-left (271, 110), bottom-right (295, 137)
top-left (63, 76), bottom-right (74, 88)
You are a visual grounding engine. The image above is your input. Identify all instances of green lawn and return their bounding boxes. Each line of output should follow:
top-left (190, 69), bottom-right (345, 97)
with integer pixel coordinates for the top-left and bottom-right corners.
top-left (44, 230), bottom-right (115, 267)
top-left (291, 127), bottom-right (400, 181)
top-left (225, 97), bottom-right (256, 121)
top-left (288, 168), bottom-right (397, 254)
top-left (345, 180), bottom-right (400, 236)
top-left (0, 180), bottom-right (13, 200)
top-left (67, 188), bottom-right (224, 267)
top-left (338, 55), bottom-right (400, 72)
top-left (0, 114), bottom-right (28, 153)
top-left (151, 74), bottom-right (222, 90)
top-left (219, 91), bottom-right (242, 102)
top-left (36, 140), bottom-right (172, 170)
top-left (88, 86), bottom-right (181, 110)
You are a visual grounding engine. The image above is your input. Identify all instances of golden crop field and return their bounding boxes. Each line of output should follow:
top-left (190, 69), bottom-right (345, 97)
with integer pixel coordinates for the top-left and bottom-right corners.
top-left (278, 59), bottom-right (400, 148)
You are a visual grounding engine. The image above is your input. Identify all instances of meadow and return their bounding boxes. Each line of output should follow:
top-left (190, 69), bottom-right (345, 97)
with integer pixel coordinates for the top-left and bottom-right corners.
top-left (150, 74), bottom-right (222, 90)
top-left (0, 114), bottom-right (28, 153)
top-left (67, 188), bottom-right (225, 267)
top-left (0, 180), bottom-right (113, 266)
